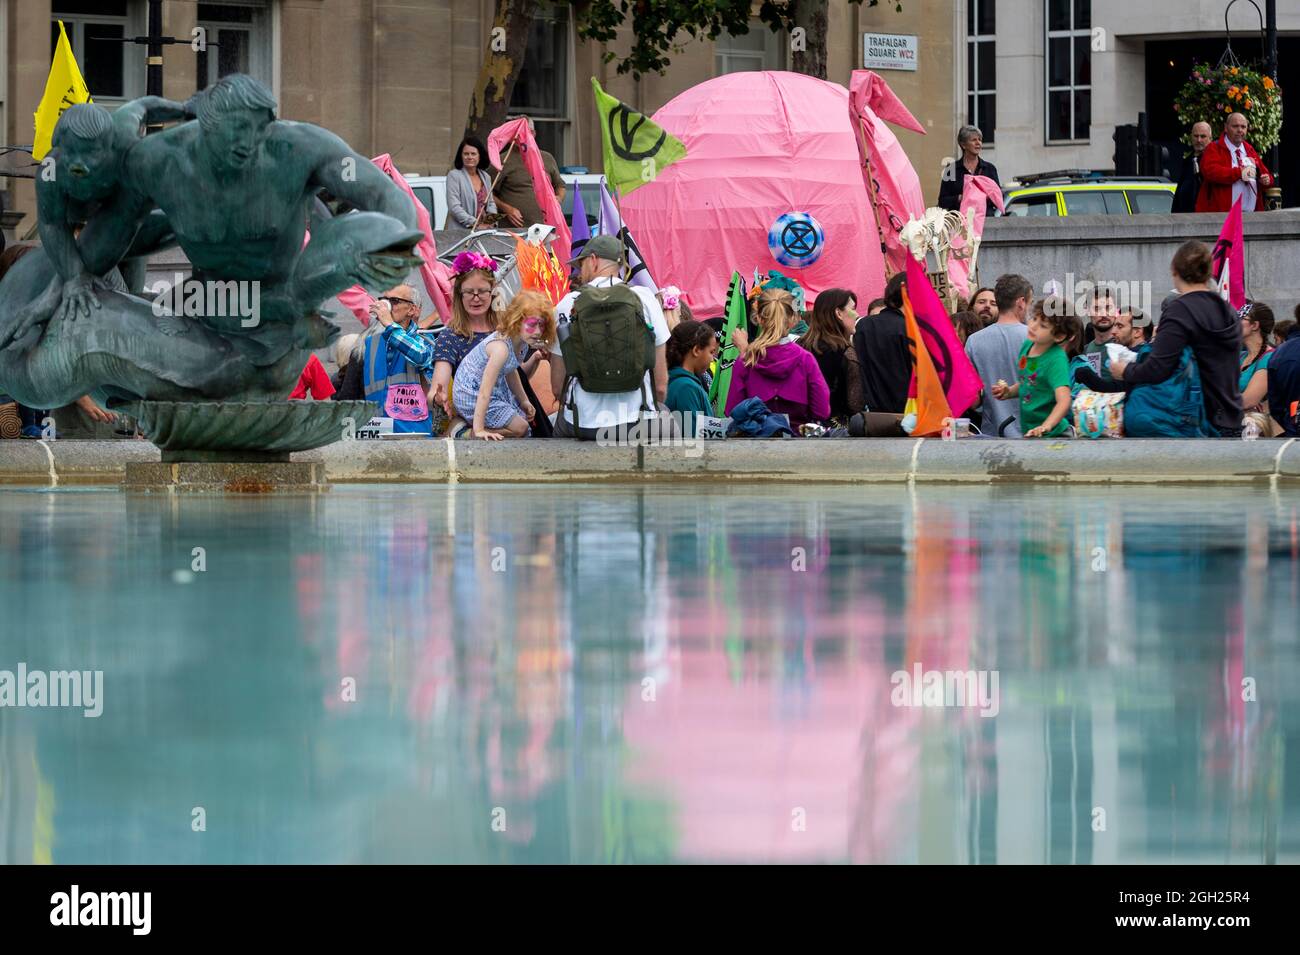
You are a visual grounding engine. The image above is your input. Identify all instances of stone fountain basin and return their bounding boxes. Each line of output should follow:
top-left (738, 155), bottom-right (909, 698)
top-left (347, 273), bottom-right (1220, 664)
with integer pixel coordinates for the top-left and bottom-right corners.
top-left (132, 400), bottom-right (379, 463)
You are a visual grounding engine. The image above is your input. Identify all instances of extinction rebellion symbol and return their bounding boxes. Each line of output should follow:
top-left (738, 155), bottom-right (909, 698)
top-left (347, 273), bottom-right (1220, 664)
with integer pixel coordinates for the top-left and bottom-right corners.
top-left (768, 212), bottom-right (824, 268)
top-left (607, 105), bottom-right (666, 161)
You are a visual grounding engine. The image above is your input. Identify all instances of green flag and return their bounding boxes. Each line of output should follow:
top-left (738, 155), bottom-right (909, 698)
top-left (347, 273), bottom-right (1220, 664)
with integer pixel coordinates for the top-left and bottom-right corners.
top-left (709, 272), bottom-right (747, 416)
top-left (592, 77), bottom-right (686, 196)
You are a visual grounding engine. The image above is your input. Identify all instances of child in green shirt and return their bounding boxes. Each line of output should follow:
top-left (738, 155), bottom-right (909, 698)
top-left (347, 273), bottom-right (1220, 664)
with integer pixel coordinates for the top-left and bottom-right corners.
top-left (991, 298), bottom-right (1080, 438)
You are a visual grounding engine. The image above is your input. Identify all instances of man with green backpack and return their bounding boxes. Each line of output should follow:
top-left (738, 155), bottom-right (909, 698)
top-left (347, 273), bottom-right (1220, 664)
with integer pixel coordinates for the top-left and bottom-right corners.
top-left (547, 235), bottom-right (670, 440)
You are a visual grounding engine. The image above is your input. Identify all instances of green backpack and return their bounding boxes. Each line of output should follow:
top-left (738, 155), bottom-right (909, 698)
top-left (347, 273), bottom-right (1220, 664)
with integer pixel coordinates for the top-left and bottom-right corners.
top-left (564, 283), bottom-right (656, 395)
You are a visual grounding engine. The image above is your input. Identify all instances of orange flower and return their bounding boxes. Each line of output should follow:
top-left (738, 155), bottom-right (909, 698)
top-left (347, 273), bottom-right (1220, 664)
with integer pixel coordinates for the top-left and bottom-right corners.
top-left (1263, 76), bottom-right (1275, 90)
top-left (1225, 105), bottom-right (1233, 113)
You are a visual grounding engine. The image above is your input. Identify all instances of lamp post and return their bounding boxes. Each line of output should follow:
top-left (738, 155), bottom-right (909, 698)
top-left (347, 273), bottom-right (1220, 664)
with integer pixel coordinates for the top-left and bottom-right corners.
top-left (146, 0), bottom-right (163, 97)
top-left (1264, 0), bottom-right (1278, 181)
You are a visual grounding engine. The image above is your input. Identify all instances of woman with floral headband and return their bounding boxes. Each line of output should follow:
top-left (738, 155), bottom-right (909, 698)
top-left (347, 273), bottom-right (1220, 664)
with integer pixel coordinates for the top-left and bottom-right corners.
top-left (454, 290), bottom-right (557, 440)
top-left (430, 251), bottom-right (503, 432)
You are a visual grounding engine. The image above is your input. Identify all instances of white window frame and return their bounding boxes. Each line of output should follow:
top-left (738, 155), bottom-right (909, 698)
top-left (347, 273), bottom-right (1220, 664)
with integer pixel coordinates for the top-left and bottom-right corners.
top-left (1044, 0), bottom-right (1091, 145)
top-left (967, 0), bottom-right (996, 145)
top-left (510, 5), bottom-right (574, 164)
top-left (52, 0), bottom-right (146, 105)
top-left (715, 20), bottom-right (787, 75)
top-left (194, 1), bottom-right (274, 93)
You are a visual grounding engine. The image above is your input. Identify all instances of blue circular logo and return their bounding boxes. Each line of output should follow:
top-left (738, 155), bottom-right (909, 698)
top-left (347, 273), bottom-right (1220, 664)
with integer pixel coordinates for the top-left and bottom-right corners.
top-left (768, 212), bottom-right (824, 268)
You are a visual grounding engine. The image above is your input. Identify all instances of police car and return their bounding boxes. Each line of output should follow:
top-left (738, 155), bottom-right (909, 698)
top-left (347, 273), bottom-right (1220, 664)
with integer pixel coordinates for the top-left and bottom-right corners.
top-left (1000, 171), bottom-right (1176, 217)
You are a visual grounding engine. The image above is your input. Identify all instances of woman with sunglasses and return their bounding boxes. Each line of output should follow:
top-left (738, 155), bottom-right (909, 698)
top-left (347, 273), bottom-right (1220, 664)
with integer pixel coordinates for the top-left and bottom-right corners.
top-left (430, 252), bottom-right (502, 434)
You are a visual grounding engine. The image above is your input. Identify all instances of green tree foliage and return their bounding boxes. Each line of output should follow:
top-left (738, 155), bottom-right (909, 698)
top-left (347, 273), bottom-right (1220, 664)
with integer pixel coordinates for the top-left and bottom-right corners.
top-left (575, 0), bottom-right (893, 80)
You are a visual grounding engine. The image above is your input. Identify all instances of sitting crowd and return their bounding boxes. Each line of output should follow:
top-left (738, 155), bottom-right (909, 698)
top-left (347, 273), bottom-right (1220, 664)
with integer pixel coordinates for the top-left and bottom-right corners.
top-left (4, 235), bottom-right (1299, 443)
top-left (309, 236), bottom-right (1300, 443)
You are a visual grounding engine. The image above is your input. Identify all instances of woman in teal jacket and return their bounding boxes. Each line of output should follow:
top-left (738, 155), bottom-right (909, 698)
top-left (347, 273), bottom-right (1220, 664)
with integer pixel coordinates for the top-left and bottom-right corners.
top-left (665, 321), bottom-right (718, 437)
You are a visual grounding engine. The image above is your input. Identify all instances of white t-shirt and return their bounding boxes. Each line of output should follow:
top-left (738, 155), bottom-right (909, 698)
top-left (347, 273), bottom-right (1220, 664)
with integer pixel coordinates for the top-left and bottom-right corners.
top-left (552, 276), bottom-right (669, 427)
top-left (1226, 137), bottom-right (1258, 209)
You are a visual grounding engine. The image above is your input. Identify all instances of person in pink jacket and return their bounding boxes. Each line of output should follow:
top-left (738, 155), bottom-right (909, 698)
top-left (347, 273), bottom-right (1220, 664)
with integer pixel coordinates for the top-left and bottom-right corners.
top-left (726, 287), bottom-right (831, 429)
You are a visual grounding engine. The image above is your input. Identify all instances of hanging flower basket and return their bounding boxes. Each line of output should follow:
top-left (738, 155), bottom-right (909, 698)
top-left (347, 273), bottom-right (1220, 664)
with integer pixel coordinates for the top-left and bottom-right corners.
top-left (1174, 61), bottom-right (1283, 153)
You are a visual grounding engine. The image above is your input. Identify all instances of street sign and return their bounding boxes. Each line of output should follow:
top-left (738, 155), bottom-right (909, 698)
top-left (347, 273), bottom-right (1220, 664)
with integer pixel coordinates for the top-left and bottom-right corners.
top-left (863, 33), bottom-right (918, 72)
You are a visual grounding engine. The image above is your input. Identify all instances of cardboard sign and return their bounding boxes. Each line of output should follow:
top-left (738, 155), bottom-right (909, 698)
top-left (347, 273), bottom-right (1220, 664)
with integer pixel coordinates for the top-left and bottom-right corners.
top-left (355, 416), bottom-right (394, 440)
top-left (696, 415), bottom-right (729, 440)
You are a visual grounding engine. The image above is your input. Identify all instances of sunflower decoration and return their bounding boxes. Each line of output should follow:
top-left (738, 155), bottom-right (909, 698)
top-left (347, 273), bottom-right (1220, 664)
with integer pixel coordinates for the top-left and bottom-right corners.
top-left (1174, 61), bottom-right (1283, 153)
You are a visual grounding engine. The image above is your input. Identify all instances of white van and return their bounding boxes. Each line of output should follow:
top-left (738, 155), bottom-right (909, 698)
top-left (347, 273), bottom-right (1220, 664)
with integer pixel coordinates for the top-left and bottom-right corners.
top-left (404, 172), bottom-right (605, 231)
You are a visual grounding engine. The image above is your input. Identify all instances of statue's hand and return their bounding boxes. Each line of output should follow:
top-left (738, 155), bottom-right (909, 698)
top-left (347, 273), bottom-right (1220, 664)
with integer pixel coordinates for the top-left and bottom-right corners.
top-left (352, 250), bottom-right (423, 293)
top-left (55, 274), bottom-right (103, 324)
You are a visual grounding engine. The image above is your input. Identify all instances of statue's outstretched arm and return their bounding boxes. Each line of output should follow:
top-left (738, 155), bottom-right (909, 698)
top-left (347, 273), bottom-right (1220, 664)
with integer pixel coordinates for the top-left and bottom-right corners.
top-left (115, 96), bottom-right (195, 136)
top-left (77, 184), bottom-right (152, 279)
top-left (34, 172), bottom-right (109, 325)
top-left (36, 172), bottom-right (86, 284)
top-left (309, 131), bottom-right (418, 232)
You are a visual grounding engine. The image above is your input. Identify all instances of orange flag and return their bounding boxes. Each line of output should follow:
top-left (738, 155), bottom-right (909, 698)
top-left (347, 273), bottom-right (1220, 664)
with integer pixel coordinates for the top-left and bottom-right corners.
top-left (901, 286), bottom-right (952, 437)
top-left (514, 236), bottom-right (570, 305)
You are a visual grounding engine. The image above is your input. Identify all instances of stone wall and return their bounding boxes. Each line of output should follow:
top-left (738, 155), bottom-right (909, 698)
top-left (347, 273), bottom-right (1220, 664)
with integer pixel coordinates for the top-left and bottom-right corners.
top-left (977, 211), bottom-right (1300, 315)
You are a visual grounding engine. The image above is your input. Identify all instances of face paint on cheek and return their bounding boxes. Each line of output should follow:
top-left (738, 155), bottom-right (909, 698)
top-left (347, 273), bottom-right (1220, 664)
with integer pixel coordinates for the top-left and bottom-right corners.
top-left (522, 317), bottom-right (544, 338)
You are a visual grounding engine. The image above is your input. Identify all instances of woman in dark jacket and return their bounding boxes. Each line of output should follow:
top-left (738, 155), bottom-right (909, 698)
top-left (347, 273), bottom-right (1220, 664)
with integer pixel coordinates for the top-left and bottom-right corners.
top-left (852, 273), bottom-right (912, 414)
top-left (1108, 241), bottom-right (1244, 436)
top-left (799, 288), bottom-right (865, 426)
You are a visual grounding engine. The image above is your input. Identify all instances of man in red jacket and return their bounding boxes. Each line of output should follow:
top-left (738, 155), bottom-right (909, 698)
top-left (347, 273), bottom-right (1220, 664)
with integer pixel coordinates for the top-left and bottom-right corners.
top-left (1196, 112), bottom-right (1275, 212)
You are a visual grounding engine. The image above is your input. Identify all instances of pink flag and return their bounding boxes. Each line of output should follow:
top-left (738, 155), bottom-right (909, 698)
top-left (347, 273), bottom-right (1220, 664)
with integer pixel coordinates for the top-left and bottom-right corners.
top-left (947, 174), bottom-right (1004, 300)
top-left (849, 70), bottom-right (926, 276)
top-left (487, 118), bottom-right (572, 264)
top-left (335, 153), bottom-right (454, 324)
top-left (1211, 198), bottom-right (1246, 312)
top-left (905, 253), bottom-right (983, 417)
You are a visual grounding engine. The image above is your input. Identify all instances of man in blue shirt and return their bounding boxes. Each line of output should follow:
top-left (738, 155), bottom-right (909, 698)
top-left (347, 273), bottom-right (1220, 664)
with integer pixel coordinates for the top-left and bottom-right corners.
top-left (362, 284), bottom-right (438, 434)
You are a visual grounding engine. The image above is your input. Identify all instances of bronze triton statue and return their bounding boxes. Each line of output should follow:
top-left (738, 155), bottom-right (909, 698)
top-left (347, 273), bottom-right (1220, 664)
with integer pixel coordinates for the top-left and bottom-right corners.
top-left (0, 75), bottom-right (421, 425)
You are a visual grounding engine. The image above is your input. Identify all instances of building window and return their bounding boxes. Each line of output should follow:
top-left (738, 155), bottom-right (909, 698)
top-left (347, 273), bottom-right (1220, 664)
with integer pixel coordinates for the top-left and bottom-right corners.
top-left (1045, 0), bottom-right (1091, 142)
top-left (51, 0), bottom-right (144, 102)
top-left (196, 2), bottom-right (273, 92)
top-left (510, 6), bottom-right (572, 163)
top-left (967, 0), bottom-right (995, 144)
top-left (716, 21), bottom-right (786, 75)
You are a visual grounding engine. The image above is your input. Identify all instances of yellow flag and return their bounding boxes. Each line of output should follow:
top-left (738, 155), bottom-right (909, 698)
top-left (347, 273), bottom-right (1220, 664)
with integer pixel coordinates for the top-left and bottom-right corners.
top-left (33, 21), bottom-right (92, 161)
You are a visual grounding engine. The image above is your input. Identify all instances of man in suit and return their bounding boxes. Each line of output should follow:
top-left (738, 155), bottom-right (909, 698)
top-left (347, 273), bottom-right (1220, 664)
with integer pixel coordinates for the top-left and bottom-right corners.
top-left (1172, 122), bottom-right (1212, 213)
top-left (1196, 113), bottom-right (1275, 212)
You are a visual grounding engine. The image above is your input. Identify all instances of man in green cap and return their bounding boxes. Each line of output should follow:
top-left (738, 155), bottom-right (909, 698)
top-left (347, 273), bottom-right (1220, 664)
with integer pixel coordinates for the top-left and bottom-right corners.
top-left (546, 234), bottom-right (670, 440)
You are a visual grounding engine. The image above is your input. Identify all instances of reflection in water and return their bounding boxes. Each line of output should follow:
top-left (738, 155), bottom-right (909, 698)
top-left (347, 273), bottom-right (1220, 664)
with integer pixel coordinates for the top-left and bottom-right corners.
top-left (0, 484), bottom-right (1297, 864)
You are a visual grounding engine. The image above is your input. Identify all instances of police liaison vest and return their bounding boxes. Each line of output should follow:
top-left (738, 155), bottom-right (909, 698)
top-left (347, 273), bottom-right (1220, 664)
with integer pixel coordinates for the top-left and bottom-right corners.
top-left (363, 331), bottom-right (433, 435)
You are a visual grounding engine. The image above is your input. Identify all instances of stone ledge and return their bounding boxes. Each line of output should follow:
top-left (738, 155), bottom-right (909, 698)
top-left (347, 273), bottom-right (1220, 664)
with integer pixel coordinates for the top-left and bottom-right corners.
top-left (1, 437), bottom-right (1296, 486)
